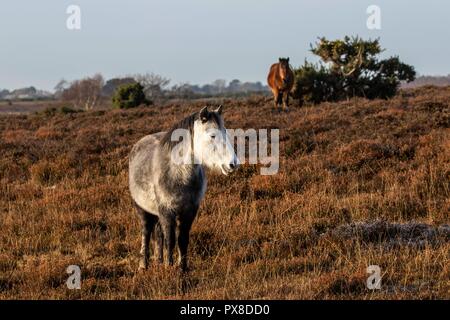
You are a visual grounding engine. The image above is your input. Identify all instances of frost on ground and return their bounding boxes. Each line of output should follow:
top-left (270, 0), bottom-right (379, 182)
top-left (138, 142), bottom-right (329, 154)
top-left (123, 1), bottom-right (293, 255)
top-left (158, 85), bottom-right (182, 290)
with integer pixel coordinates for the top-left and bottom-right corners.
top-left (328, 220), bottom-right (450, 248)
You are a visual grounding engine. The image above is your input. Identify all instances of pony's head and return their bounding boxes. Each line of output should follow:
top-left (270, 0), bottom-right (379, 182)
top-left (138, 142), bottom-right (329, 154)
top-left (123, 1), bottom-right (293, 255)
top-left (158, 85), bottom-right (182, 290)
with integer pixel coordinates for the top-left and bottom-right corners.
top-left (278, 57), bottom-right (290, 85)
top-left (193, 106), bottom-right (239, 175)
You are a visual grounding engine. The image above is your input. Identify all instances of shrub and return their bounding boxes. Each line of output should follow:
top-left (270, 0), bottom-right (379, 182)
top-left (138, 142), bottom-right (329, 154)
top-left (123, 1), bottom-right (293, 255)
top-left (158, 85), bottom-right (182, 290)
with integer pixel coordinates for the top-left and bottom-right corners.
top-left (292, 36), bottom-right (416, 104)
top-left (292, 61), bottom-right (337, 105)
top-left (112, 83), bottom-right (151, 109)
top-left (60, 106), bottom-right (80, 114)
top-left (38, 106), bottom-right (82, 117)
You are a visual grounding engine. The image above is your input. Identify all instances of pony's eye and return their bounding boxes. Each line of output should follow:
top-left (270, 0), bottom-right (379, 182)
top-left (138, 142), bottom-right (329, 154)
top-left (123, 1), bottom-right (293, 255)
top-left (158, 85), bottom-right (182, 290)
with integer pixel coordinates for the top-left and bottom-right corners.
top-left (210, 135), bottom-right (216, 140)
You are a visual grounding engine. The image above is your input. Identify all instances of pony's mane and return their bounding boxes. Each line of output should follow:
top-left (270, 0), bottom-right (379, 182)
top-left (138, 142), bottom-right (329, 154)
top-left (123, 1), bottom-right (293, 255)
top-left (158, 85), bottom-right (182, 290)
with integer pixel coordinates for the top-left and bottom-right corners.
top-left (161, 110), bottom-right (222, 150)
top-left (161, 112), bottom-right (198, 149)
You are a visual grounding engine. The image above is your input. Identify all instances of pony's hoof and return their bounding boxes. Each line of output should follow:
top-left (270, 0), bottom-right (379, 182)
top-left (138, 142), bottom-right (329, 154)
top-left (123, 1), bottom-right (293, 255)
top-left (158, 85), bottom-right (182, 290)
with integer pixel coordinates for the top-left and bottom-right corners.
top-left (179, 263), bottom-right (190, 273)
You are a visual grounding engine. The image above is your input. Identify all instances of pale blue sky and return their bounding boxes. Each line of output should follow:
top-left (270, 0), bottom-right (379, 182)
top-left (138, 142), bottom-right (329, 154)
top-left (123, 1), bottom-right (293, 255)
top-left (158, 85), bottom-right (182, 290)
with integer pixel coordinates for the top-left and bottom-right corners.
top-left (1, 0), bottom-right (449, 91)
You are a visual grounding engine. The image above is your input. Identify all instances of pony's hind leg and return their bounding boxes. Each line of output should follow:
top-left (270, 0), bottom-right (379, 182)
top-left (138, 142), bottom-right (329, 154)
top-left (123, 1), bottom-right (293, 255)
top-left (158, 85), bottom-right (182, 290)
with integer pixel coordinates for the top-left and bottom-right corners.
top-left (151, 221), bottom-right (164, 264)
top-left (136, 205), bottom-right (158, 270)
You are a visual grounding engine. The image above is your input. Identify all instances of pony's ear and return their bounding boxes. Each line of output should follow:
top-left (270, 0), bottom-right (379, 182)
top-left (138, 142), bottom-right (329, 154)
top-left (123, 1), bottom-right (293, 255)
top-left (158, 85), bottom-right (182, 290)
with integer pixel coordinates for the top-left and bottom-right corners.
top-left (287, 57), bottom-right (290, 62)
top-left (200, 106), bottom-right (209, 122)
top-left (279, 57), bottom-right (282, 62)
top-left (215, 105), bottom-right (223, 115)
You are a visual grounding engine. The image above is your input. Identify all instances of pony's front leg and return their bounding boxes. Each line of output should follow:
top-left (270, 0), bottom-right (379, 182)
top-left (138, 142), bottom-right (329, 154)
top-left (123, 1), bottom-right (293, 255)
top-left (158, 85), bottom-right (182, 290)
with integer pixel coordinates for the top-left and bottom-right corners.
top-left (276, 91), bottom-right (283, 111)
top-left (159, 212), bottom-right (176, 266)
top-left (177, 212), bottom-right (195, 272)
top-left (271, 88), bottom-right (279, 110)
top-left (137, 210), bottom-right (158, 270)
top-left (151, 221), bottom-right (164, 264)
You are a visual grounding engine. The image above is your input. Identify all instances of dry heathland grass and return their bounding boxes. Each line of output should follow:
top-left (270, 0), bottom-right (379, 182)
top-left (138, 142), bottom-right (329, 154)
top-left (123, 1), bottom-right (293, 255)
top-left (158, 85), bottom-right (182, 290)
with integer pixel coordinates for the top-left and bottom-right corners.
top-left (0, 86), bottom-right (449, 299)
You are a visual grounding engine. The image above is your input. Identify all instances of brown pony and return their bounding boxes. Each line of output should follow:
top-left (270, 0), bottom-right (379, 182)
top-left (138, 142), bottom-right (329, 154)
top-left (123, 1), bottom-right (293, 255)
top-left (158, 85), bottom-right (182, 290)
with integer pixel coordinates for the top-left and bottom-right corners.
top-left (267, 57), bottom-right (294, 111)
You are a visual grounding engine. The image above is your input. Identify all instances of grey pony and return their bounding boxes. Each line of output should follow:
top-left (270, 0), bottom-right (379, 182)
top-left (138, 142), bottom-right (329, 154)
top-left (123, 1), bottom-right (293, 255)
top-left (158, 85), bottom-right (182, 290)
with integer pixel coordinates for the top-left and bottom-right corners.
top-left (128, 106), bottom-right (238, 271)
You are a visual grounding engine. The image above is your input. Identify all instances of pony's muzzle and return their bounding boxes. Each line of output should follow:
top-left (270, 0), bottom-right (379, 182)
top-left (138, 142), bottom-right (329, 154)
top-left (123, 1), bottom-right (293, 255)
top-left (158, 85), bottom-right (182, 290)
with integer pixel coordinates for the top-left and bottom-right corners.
top-left (221, 158), bottom-right (239, 175)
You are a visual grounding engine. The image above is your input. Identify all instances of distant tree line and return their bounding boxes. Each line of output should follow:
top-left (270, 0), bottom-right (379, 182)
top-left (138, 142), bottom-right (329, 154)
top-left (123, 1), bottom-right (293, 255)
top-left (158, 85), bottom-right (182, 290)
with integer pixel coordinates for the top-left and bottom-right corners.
top-left (176, 79), bottom-right (269, 96)
top-left (0, 87), bottom-right (53, 101)
top-left (51, 73), bottom-right (270, 110)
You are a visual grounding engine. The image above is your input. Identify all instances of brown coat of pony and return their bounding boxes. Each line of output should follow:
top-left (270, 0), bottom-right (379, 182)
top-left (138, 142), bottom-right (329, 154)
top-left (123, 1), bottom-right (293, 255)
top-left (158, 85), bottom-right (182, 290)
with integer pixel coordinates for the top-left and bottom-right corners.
top-left (267, 57), bottom-right (294, 111)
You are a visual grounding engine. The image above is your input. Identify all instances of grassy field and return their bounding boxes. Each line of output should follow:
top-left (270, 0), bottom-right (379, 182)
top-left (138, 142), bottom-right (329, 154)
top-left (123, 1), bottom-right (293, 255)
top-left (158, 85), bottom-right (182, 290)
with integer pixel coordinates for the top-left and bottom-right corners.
top-left (0, 100), bottom-right (62, 115)
top-left (0, 86), bottom-right (448, 299)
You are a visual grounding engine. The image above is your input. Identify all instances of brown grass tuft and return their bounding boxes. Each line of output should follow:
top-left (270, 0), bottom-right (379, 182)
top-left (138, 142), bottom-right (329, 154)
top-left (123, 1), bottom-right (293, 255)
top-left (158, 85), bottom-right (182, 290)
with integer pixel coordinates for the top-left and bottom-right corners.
top-left (0, 87), bottom-right (449, 299)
